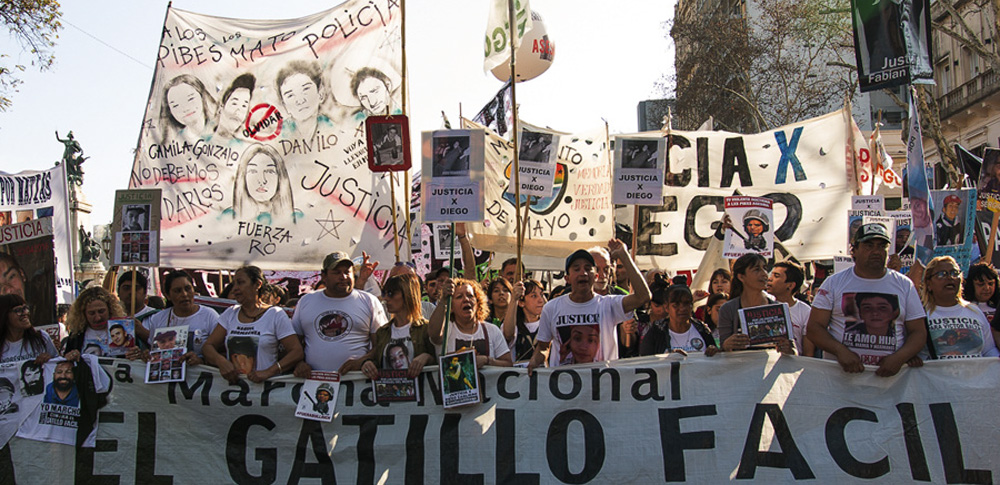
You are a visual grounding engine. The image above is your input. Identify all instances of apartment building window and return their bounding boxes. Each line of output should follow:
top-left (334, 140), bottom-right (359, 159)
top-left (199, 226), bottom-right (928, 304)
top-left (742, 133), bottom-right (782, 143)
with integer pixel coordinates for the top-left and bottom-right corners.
top-left (965, 47), bottom-right (981, 79)
top-left (936, 54), bottom-right (951, 93)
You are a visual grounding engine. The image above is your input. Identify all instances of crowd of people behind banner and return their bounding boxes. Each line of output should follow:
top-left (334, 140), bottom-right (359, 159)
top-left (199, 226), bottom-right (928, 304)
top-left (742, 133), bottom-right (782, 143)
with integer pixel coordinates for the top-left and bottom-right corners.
top-left (3, 215), bottom-right (999, 416)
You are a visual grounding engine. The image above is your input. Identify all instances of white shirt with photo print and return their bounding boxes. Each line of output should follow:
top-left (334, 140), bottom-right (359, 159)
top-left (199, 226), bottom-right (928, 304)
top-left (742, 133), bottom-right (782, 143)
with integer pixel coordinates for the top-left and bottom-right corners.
top-left (16, 354), bottom-right (110, 447)
top-left (1, 332), bottom-right (58, 364)
top-left (144, 305), bottom-right (220, 357)
top-left (921, 303), bottom-right (1000, 359)
top-left (291, 290), bottom-right (387, 372)
top-left (812, 269), bottom-right (925, 365)
top-left (537, 293), bottom-right (627, 368)
top-left (219, 305), bottom-right (295, 372)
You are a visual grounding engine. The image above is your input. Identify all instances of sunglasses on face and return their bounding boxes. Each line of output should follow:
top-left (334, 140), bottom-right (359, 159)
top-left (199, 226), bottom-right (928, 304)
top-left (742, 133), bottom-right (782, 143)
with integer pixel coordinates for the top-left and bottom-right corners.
top-left (931, 269), bottom-right (961, 279)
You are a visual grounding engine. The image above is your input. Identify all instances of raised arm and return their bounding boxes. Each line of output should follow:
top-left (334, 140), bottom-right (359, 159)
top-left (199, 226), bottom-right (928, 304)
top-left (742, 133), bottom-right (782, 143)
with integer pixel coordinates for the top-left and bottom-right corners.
top-left (502, 281), bottom-right (523, 343)
top-left (428, 277), bottom-right (454, 346)
top-left (455, 223), bottom-right (478, 281)
top-left (609, 239), bottom-right (650, 313)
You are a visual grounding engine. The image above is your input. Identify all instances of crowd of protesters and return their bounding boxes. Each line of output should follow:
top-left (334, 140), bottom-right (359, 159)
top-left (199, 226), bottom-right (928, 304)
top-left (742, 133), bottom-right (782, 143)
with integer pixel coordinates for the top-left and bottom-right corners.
top-left (3, 219), bottom-right (997, 385)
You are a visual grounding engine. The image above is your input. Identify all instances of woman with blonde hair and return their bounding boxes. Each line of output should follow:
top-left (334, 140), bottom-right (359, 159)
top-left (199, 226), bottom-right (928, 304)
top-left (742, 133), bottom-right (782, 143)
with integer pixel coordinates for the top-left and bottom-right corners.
top-left (429, 277), bottom-right (512, 367)
top-left (919, 256), bottom-right (999, 359)
top-left (63, 287), bottom-right (132, 359)
top-left (361, 273), bottom-right (436, 379)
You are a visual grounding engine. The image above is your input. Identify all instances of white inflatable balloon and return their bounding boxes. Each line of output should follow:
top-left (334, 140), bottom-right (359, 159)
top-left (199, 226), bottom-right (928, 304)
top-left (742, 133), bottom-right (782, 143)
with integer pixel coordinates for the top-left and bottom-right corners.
top-left (491, 11), bottom-right (555, 83)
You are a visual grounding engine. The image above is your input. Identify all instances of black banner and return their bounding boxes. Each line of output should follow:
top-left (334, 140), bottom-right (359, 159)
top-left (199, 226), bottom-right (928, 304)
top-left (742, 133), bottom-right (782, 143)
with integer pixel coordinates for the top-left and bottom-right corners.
top-left (851, 0), bottom-right (933, 92)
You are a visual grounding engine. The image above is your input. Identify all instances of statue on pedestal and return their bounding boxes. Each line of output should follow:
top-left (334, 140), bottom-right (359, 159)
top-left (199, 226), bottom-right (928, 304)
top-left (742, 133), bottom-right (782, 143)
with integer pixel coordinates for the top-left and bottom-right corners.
top-left (55, 131), bottom-right (88, 187)
top-left (78, 225), bottom-right (102, 264)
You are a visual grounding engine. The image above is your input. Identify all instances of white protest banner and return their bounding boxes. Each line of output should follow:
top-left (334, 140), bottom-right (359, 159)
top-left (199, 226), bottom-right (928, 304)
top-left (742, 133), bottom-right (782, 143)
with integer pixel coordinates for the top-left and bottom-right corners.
top-left (128, 2), bottom-right (406, 271)
top-left (833, 255), bottom-right (855, 273)
top-left (613, 137), bottom-right (665, 205)
top-left (516, 125), bottom-right (559, 197)
top-left (462, 119), bottom-right (614, 259)
top-left (0, 164), bottom-right (73, 303)
top-left (724, 196), bottom-right (774, 259)
top-left (632, 110), bottom-right (855, 270)
top-left (422, 130), bottom-right (485, 223)
top-left (4, 353), bottom-right (999, 483)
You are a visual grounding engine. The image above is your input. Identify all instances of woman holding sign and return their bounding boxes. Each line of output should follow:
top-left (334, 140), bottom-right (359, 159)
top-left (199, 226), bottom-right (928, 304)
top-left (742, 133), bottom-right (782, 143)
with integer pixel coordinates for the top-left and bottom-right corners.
top-left (143, 271), bottom-right (220, 365)
top-left (716, 254), bottom-right (793, 354)
top-left (361, 274), bottom-right (436, 379)
top-left (63, 287), bottom-right (133, 358)
top-left (429, 278), bottom-right (512, 368)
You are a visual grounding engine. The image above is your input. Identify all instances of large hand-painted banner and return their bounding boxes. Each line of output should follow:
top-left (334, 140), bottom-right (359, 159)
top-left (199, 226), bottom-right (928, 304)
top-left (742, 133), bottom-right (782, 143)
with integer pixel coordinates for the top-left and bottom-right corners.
top-left (633, 110), bottom-right (856, 270)
top-left (3, 353), bottom-right (997, 483)
top-left (129, 3), bottom-right (405, 271)
top-left (462, 119), bottom-right (614, 257)
top-left (0, 164), bottom-right (73, 303)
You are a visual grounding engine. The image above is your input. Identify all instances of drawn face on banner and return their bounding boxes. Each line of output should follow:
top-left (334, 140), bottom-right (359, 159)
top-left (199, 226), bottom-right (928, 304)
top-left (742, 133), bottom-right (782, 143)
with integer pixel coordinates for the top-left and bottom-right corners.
top-left (245, 153), bottom-right (279, 203)
top-left (0, 379), bottom-right (15, 414)
top-left (220, 88), bottom-right (252, 135)
top-left (166, 82), bottom-right (206, 131)
top-left (280, 73), bottom-right (322, 123)
top-left (354, 72), bottom-right (390, 116)
top-left (911, 197), bottom-right (931, 228)
top-left (20, 361), bottom-right (43, 396)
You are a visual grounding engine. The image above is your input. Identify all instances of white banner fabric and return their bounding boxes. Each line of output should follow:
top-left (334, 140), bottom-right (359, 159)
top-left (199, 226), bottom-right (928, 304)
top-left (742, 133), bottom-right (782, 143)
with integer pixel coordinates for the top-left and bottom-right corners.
top-left (462, 119), bottom-right (615, 257)
top-left (4, 352), bottom-right (999, 483)
top-left (129, 2), bottom-right (406, 271)
top-left (0, 164), bottom-right (73, 303)
top-left (632, 110), bottom-right (856, 270)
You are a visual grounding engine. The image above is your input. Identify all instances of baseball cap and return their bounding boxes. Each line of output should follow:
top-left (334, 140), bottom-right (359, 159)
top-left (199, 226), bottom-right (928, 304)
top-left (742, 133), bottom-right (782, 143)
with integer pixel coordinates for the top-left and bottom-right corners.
top-left (944, 195), bottom-right (961, 206)
top-left (322, 251), bottom-right (353, 271)
top-left (853, 223), bottom-right (890, 245)
top-left (565, 249), bottom-right (596, 272)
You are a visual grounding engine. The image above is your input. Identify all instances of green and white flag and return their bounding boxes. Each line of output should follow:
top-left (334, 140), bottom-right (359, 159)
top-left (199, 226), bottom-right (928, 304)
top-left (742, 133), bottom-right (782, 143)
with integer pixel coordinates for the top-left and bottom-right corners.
top-left (484, 0), bottom-right (533, 73)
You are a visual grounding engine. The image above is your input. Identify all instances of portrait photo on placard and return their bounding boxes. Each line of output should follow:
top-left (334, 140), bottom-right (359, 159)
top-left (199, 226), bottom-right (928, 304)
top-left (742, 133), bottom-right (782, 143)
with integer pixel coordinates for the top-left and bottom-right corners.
top-left (620, 138), bottom-right (659, 170)
top-left (431, 135), bottom-right (471, 177)
top-left (518, 129), bottom-right (556, 164)
top-left (365, 115), bottom-right (410, 172)
top-left (122, 204), bottom-right (150, 232)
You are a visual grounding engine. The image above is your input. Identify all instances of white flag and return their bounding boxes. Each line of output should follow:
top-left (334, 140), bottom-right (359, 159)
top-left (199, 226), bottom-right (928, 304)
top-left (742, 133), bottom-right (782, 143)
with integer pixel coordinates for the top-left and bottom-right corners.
top-left (484, 0), bottom-right (533, 73)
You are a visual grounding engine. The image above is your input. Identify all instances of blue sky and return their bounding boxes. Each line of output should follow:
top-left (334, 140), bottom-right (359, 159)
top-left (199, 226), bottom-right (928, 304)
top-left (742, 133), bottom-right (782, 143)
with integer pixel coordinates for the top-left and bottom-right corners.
top-left (0, 0), bottom-right (673, 225)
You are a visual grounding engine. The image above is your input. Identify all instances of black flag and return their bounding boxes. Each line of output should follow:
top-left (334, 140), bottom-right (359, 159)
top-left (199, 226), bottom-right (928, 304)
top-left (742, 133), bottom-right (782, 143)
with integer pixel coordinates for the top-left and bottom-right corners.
top-left (851, 0), bottom-right (933, 92)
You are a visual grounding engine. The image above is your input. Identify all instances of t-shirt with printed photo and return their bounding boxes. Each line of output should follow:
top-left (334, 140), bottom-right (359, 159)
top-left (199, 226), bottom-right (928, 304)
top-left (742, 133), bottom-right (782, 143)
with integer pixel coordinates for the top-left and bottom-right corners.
top-left (922, 303), bottom-right (1000, 359)
top-left (537, 293), bottom-right (627, 368)
top-left (292, 290), bottom-right (388, 371)
top-left (812, 269), bottom-right (925, 366)
top-left (443, 321), bottom-right (510, 360)
top-left (383, 324), bottom-right (415, 370)
top-left (219, 305), bottom-right (295, 372)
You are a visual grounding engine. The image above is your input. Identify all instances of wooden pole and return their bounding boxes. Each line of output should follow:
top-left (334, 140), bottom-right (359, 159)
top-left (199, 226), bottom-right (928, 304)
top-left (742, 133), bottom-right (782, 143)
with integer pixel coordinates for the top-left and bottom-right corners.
top-left (507, 0), bottom-right (523, 282)
top-left (442, 223), bottom-right (456, 347)
top-left (400, 0), bottom-right (407, 115)
top-left (129, 268), bottom-right (137, 318)
top-left (871, 110), bottom-right (882, 195)
top-left (401, 0), bottom-right (412, 257)
top-left (390, 172), bottom-right (400, 262)
top-left (987, 211), bottom-right (1000, 264)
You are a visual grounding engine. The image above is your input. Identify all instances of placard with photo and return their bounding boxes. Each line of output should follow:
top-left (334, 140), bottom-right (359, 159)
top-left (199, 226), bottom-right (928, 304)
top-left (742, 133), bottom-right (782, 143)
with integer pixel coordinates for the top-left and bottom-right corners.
top-left (422, 130), bottom-right (485, 223)
top-left (145, 347), bottom-right (186, 384)
top-left (738, 302), bottom-right (792, 346)
top-left (433, 223), bottom-right (462, 260)
top-left (111, 189), bottom-right (161, 267)
top-left (723, 196), bottom-right (774, 259)
top-left (295, 371), bottom-right (340, 422)
top-left (365, 115), bottom-right (411, 173)
top-left (105, 319), bottom-right (137, 357)
top-left (373, 369), bottom-right (419, 403)
top-left (613, 137), bottom-right (665, 205)
top-left (439, 349), bottom-right (480, 409)
top-left (515, 126), bottom-right (559, 197)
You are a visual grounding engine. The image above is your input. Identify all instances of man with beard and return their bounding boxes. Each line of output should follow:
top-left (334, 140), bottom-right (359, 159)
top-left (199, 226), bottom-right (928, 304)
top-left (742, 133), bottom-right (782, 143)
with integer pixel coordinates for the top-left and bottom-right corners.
top-left (44, 361), bottom-right (78, 406)
top-left (20, 360), bottom-right (44, 396)
top-left (293, 252), bottom-right (387, 378)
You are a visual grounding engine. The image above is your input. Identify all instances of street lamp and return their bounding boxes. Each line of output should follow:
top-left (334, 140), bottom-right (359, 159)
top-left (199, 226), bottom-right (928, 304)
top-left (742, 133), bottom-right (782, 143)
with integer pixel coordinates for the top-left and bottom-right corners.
top-left (101, 231), bottom-right (112, 259)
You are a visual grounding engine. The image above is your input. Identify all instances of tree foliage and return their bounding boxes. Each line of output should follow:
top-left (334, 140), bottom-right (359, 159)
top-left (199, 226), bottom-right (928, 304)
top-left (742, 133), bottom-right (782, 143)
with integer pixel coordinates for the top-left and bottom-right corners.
top-left (0, 0), bottom-right (62, 111)
top-left (670, 0), bottom-right (857, 132)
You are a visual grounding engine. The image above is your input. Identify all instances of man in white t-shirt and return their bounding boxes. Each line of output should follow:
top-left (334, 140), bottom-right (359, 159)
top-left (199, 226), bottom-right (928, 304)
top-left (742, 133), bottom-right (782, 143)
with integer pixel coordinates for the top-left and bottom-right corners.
top-left (807, 223), bottom-right (927, 376)
top-left (292, 252), bottom-right (388, 377)
top-left (528, 239), bottom-right (650, 373)
top-left (767, 261), bottom-right (814, 356)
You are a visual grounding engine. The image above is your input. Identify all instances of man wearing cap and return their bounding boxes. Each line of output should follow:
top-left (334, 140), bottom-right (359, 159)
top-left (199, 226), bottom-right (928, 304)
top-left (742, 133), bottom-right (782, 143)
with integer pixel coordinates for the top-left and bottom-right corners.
top-left (528, 239), bottom-right (650, 373)
top-left (806, 223), bottom-right (927, 377)
top-left (935, 194), bottom-right (964, 246)
top-left (292, 252), bottom-right (388, 377)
